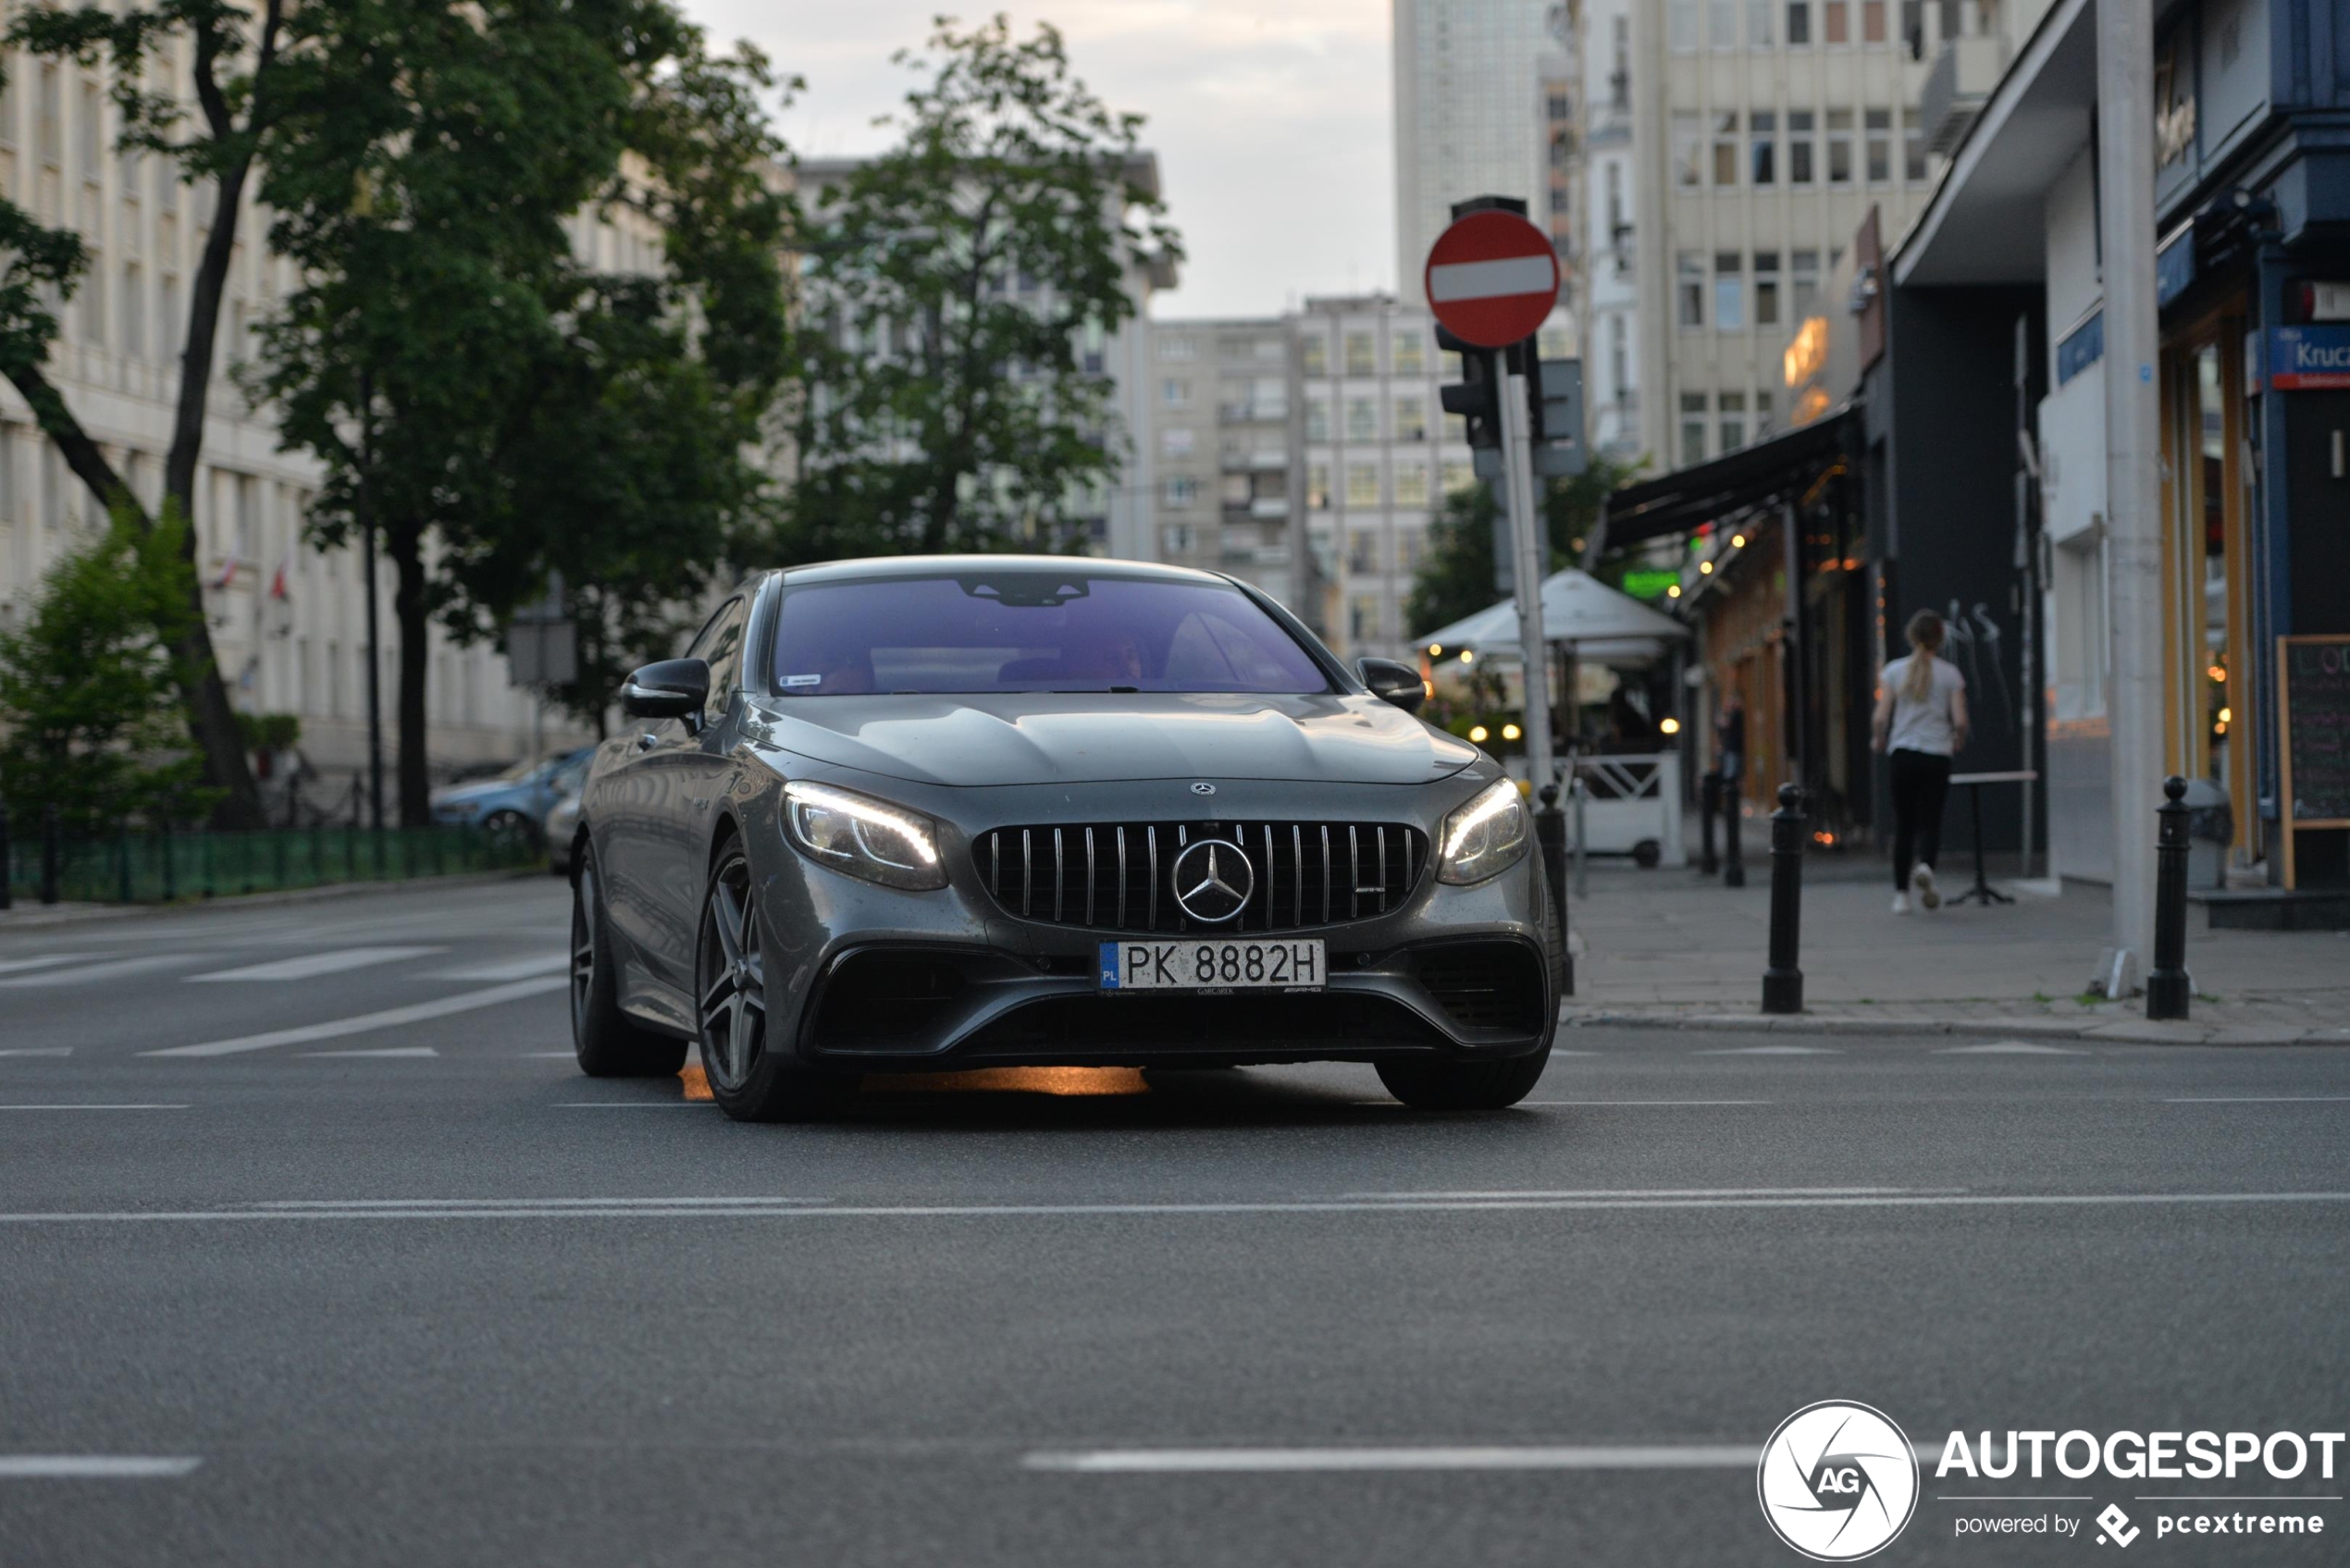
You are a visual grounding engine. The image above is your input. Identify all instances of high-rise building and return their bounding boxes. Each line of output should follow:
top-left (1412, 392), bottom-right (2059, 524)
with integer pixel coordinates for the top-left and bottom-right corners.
top-left (1626, 0), bottom-right (1987, 468)
top-left (1580, 0), bottom-right (1642, 460)
top-left (1393, 0), bottom-right (1572, 292)
top-left (1140, 317), bottom-right (1296, 609)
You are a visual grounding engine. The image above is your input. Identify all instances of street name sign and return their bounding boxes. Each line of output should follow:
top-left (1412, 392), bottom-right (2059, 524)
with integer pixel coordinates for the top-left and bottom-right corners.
top-left (1424, 210), bottom-right (1560, 349)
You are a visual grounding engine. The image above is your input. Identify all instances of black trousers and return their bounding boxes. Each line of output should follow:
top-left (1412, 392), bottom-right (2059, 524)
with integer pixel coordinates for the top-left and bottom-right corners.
top-left (1889, 748), bottom-right (1952, 891)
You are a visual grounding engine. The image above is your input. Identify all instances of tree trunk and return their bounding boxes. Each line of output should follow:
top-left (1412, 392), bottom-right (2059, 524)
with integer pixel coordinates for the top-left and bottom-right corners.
top-left (390, 517), bottom-right (433, 829)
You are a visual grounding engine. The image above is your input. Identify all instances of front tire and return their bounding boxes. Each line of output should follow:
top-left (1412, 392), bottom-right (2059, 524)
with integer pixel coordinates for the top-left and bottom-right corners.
top-left (696, 845), bottom-right (857, 1123)
top-left (571, 842), bottom-right (688, 1078)
top-left (1376, 1043), bottom-right (1552, 1111)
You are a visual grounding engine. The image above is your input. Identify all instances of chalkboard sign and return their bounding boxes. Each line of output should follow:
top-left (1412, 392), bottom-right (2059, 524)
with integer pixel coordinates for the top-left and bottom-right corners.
top-left (2280, 636), bottom-right (2350, 889)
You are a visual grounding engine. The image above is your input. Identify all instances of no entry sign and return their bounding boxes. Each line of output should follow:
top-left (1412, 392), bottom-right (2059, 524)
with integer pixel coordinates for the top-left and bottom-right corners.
top-left (1423, 210), bottom-right (1560, 349)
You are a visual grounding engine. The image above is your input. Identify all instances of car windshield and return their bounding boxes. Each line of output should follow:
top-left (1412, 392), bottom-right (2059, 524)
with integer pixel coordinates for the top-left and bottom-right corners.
top-left (769, 572), bottom-right (1331, 697)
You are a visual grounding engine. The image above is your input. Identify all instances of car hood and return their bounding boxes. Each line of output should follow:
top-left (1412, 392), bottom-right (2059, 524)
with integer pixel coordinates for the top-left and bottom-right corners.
top-left (431, 781), bottom-right (524, 808)
top-left (741, 692), bottom-right (1479, 789)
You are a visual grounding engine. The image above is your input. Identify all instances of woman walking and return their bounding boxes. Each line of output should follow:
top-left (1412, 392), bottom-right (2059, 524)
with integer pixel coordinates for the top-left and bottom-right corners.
top-left (1873, 610), bottom-right (1969, 913)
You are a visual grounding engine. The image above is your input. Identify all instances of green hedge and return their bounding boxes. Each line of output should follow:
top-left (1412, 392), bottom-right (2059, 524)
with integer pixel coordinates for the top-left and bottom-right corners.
top-left (4, 824), bottom-right (542, 905)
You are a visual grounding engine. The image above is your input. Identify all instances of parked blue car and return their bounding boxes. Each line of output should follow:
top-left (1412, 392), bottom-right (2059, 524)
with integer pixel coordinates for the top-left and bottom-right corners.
top-left (430, 747), bottom-right (594, 840)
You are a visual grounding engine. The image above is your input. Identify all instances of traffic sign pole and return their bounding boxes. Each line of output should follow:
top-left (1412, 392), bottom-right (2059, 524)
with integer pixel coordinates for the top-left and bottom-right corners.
top-left (1500, 365), bottom-right (1552, 791)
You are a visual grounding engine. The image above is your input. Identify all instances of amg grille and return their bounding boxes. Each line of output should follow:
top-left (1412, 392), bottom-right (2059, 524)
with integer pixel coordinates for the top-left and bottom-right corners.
top-left (976, 821), bottom-right (1426, 933)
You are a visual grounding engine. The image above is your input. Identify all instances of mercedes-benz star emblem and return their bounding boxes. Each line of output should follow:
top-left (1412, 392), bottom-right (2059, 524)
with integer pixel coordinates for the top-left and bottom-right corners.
top-left (1170, 838), bottom-right (1253, 924)
top-left (1191, 782), bottom-right (1217, 796)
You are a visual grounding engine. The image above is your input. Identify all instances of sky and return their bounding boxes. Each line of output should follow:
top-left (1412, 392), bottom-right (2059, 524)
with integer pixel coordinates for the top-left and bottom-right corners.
top-left (674, 1), bottom-right (1398, 320)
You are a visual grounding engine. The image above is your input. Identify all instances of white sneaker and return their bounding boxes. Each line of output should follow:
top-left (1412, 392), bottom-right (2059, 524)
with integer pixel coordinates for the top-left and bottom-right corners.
top-left (1913, 864), bottom-right (1941, 911)
top-left (1891, 892), bottom-right (1911, 915)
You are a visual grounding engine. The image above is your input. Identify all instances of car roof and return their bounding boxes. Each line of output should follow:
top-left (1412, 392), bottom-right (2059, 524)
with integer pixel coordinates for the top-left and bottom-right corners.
top-left (765, 555), bottom-right (1238, 590)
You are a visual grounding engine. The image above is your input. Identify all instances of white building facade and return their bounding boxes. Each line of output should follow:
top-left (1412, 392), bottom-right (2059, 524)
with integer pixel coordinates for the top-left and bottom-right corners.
top-left (1580, 0), bottom-right (1643, 460)
top-left (1140, 317), bottom-right (1297, 610)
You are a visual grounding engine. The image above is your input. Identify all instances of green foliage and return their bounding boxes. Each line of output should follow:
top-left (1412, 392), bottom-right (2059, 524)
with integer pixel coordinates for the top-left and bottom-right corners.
top-left (786, 14), bottom-right (1182, 560)
top-left (1404, 453), bottom-right (1646, 640)
top-left (0, 507), bottom-right (216, 833)
top-left (234, 711), bottom-right (302, 753)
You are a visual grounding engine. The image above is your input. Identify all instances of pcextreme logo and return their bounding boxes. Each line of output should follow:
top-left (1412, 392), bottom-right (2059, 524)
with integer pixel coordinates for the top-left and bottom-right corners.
top-left (1758, 1401), bottom-right (1922, 1561)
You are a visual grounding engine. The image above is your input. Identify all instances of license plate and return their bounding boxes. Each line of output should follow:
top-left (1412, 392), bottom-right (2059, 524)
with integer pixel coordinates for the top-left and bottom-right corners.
top-left (1098, 939), bottom-right (1326, 992)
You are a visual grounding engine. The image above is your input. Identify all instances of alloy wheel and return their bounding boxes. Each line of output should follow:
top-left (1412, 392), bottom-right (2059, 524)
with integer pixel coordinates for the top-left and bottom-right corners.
top-left (570, 861), bottom-right (598, 1034)
top-left (698, 853), bottom-right (765, 1090)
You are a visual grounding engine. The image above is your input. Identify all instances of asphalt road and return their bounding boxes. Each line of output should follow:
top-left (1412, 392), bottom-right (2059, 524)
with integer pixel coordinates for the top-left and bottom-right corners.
top-left (4, 877), bottom-right (2348, 1566)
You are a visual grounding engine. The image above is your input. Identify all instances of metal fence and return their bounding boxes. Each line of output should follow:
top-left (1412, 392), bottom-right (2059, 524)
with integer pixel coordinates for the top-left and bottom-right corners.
top-left (2, 822), bottom-right (543, 907)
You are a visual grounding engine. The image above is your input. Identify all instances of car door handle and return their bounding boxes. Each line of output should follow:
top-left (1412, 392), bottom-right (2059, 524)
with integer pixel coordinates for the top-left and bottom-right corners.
top-left (637, 733), bottom-right (659, 752)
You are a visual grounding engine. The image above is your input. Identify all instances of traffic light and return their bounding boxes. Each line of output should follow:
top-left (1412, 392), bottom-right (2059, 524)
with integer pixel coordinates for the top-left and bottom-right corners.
top-left (1436, 325), bottom-right (1501, 451)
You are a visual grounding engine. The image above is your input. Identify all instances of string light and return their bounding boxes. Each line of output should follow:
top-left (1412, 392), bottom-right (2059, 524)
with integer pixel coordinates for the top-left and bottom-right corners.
top-left (1660, 717), bottom-right (1682, 735)
top-left (1502, 723), bottom-right (1522, 741)
top-left (1667, 584), bottom-right (1682, 599)
top-left (1731, 533), bottom-right (1747, 548)
top-left (1469, 724), bottom-right (1490, 743)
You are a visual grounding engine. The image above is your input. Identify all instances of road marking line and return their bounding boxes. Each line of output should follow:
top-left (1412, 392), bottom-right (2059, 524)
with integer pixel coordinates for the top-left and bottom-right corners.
top-left (0, 1104), bottom-right (188, 1112)
top-left (253, 1197), bottom-right (827, 1209)
top-left (144, 975), bottom-right (569, 1057)
top-left (427, 952), bottom-right (570, 982)
top-left (0, 1048), bottom-right (73, 1057)
top-left (555, 1102), bottom-right (716, 1108)
top-left (0, 1456), bottom-right (200, 1478)
top-left (0, 954), bottom-right (91, 977)
top-left (2162, 1096), bottom-right (2350, 1104)
top-left (1518, 1099), bottom-right (1773, 1106)
top-left (523, 1051), bottom-right (575, 1058)
top-left (0, 954), bottom-right (200, 988)
top-left (187, 945), bottom-right (443, 982)
top-left (303, 1046), bottom-right (439, 1058)
top-left (1023, 1444), bottom-right (1761, 1473)
top-left (6, 1191), bottom-right (2350, 1224)
top-left (1696, 1045), bottom-right (1841, 1056)
top-left (1336, 1187), bottom-right (1953, 1201)
top-left (1936, 1043), bottom-right (2085, 1055)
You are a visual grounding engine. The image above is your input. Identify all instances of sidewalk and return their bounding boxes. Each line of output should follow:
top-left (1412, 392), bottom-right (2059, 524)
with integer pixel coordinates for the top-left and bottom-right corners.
top-left (1562, 860), bottom-right (2350, 1043)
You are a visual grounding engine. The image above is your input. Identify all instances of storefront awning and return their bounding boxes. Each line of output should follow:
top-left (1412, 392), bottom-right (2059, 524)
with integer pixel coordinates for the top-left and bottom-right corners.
top-left (1600, 406), bottom-right (1860, 548)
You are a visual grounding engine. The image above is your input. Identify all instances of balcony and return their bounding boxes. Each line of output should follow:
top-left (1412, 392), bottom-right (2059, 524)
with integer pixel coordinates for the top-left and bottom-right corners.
top-left (1218, 401), bottom-right (1289, 426)
top-left (1921, 34), bottom-right (2006, 157)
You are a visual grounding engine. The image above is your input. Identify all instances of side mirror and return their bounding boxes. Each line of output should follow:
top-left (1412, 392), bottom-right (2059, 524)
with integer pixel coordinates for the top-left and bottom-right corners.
top-left (620, 658), bottom-right (711, 723)
top-left (1357, 657), bottom-right (1427, 714)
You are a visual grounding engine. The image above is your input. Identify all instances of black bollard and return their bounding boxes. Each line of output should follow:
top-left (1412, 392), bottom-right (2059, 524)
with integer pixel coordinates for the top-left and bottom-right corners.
top-left (39, 803), bottom-right (61, 905)
top-left (2146, 775), bottom-right (2193, 1021)
top-left (1536, 784), bottom-right (1574, 997)
top-left (0, 795), bottom-right (12, 912)
top-left (1699, 771), bottom-right (1720, 876)
top-left (1761, 783), bottom-right (1806, 1015)
top-left (1723, 779), bottom-right (1746, 888)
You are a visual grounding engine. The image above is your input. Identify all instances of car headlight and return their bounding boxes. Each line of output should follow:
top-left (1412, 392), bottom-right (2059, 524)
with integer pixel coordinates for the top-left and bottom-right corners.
top-left (783, 780), bottom-right (947, 891)
top-left (1437, 778), bottom-right (1530, 885)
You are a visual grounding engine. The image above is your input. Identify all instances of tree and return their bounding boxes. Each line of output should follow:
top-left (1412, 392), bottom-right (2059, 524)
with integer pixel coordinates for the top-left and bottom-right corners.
top-left (0, 0), bottom-right (291, 825)
top-left (1405, 455), bottom-right (1646, 639)
top-left (0, 506), bottom-right (214, 835)
top-left (787, 14), bottom-right (1181, 560)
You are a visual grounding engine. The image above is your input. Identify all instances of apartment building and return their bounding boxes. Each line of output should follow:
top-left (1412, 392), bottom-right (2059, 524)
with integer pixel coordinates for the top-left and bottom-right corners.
top-left (1141, 318), bottom-right (1297, 611)
top-left (1581, 0), bottom-right (1643, 459)
top-left (1626, 0), bottom-right (2003, 467)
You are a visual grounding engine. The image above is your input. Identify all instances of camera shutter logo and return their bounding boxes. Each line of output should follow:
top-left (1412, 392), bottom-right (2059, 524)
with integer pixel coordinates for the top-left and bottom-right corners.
top-left (1756, 1401), bottom-right (1919, 1561)
top-left (1170, 839), bottom-right (1253, 924)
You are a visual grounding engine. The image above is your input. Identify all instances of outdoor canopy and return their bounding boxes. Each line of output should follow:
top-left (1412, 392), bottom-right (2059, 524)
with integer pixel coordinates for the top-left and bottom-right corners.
top-left (1416, 568), bottom-right (1691, 665)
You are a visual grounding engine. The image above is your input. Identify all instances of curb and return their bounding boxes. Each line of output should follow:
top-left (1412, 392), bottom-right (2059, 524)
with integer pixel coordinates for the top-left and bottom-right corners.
top-left (1560, 1007), bottom-right (2350, 1045)
top-left (0, 868), bottom-right (549, 931)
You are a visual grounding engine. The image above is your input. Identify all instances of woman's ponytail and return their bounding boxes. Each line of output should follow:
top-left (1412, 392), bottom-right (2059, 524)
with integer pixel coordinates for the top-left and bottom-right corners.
top-left (1902, 610), bottom-right (1944, 703)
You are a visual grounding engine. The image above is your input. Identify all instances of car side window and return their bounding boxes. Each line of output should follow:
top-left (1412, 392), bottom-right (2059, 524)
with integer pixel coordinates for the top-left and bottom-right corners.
top-left (698, 599), bottom-right (749, 724)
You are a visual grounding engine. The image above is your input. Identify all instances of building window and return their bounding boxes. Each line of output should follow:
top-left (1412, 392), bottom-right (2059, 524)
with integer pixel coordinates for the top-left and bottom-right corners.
top-left (1441, 460), bottom-right (1475, 496)
top-left (1827, 109), bottom-right (1854, 181)
top-left (1158, 334), bottom-right (1194, 360)
top-left (1750, 111), bottom-right (1777, 184)
top-left (1719, 391), bottom-right (1748, 452)
top-left (1754, 252), bottom-right (1781, 327)
top-left (1670, 0), bottom-right (1700, 50)
top-left (1792, 249), bottom-right (1823, 318)
top-left (1862, 0), bottom-right (1886, 41)
top-left (36, 65), bottom-right (59, 167)
top-left (1398, 527), bottom-right (1425, 574)
top-left (1161, 378), bottom-right (1190, 408)
top-left (1677, 253), bottom-right (1705, 328)
top-left (1163, 475), bottom-right (1198, 508)
top-left (78, 80), bottom-right (101, 180)
top-left (120, 262), bottom-right (142, 358)
top-left (1350, 595), bottom-right (1382, 643)
top-left (1709, 0), bottom-right (1738, 47)
top-left (1394, 395), bottom-right (1428, 441)
top-left (1161, 524), bottom-right (1194, 556)
top-left (1344, 463), bottom-right (1380, 508)
top-left (1305, 398), bottom-right (1330, 441)
top-left (1394, 463), bottom-right (1429, 508)
top-left (1673, 112), bottom-right (1702, 187)
top-left (1756, 389), bottom-right (1777, 438)
top-left (1343, 331), bottom-right (1376, 376)
top-left (1714, 253), bottom-right (1745, 332)
top-left (1787, 0), bottom-right (1812, 43)
top-left (1300, 334), bottom-right (1328, 377)
top-left (1824, 0), bottom-right (1849, 43)
top-left (1608, 315), bottom-right (1629, 402)
top-left (1344, 397), bottom-right (1378, 442)
top-left (1348, 529), bottom-right (1379, 575)
top-left (1160, 427), bottom-right (1194, 458)
top-left (1713, 112), bottom-right (1739, 185)
top-left (1903, 107), bottom-right (1927, 181)
top-left (1680, 392), bottom-right (1709, 466)
top-left (1307, 463), bottom-right (1331, 510)
top-left (1865, 107), bottom-right (1892, 182)
top-left (1750, 0), bottom-right (1775, 44)
top-left (1392, 332), bottom-right (1425, 376)
top-left (1788, 110), bottom-right (1816, 183)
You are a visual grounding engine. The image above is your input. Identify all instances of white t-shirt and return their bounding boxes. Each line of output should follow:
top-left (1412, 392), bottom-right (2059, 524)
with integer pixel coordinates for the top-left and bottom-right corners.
top-left (1881, 654), bottom-right (1965, 755)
